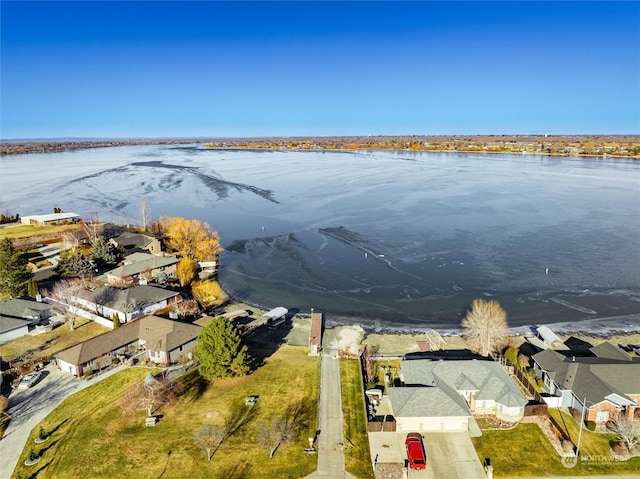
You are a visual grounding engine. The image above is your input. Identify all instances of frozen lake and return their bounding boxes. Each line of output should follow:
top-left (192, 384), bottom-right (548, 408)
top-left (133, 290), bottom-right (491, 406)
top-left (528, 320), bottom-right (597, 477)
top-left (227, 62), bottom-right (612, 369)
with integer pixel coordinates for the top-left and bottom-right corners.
top-left (2, 145), bottom-right (639, 330)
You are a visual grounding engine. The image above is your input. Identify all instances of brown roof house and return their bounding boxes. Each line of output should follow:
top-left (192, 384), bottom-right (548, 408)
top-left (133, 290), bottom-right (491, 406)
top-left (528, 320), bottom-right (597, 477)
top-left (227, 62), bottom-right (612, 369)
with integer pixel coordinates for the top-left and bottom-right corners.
top-left (533, 344), bottom-right (640, 425)
top-left (75, 284), bottom-right (180, 324)
top-left (105, 252), bottom-right (178, 286)
top-left (0, 296), bottom-right (53, 344)
top-left (55, 315), bottom-right (202, 377)
top-left (389, 359), bottom-right (527, 432)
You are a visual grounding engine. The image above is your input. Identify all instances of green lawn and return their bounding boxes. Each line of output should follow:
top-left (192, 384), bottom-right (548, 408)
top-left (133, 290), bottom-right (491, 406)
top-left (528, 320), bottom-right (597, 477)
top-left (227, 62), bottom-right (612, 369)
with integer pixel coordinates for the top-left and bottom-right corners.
top-left (547, 408), bottom-right (616, 457)
top-left (472, 421), bottom-right (640, 477)
top-left (12, 345), bottom-right (321, 479)
top-left (340, 358), bottom-right (374, 479)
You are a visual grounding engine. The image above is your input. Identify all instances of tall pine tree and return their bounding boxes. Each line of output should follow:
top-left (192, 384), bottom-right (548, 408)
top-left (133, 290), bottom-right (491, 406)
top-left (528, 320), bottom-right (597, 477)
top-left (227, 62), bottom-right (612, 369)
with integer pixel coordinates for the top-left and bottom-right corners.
top-left (197, 316), bottom-right (251, 380)
top-left (0, 238), bottom-right (33, 297)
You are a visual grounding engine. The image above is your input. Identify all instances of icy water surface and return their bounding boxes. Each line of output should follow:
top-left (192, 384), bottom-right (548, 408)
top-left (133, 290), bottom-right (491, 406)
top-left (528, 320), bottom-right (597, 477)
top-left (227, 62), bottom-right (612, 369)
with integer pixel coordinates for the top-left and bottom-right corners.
top-left (2, 145), bottom-right (639, 330)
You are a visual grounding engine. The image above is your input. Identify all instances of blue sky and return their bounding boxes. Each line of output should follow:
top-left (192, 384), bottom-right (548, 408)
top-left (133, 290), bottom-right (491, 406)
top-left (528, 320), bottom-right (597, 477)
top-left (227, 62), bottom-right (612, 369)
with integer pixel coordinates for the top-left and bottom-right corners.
top-left (1, 1), bottom-right (639, 139)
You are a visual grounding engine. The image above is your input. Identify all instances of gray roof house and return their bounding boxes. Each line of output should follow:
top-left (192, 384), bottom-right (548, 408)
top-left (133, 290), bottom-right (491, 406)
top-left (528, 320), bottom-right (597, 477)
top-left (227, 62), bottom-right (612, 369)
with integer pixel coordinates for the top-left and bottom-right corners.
top-left (0, 297), bottom-right (53, 344)
top-left (105, 252), bottom-right (178, 286)
top-left (55, 315), bottom-right (202, 377)
top-left (532, 345), bottom-right (640, 425)
top-left (75, 285), bottom-right (180, 323)
top-left (389, 359), bottom-right (527, 432)
top-left (109, 232), bottom-right (162, 255)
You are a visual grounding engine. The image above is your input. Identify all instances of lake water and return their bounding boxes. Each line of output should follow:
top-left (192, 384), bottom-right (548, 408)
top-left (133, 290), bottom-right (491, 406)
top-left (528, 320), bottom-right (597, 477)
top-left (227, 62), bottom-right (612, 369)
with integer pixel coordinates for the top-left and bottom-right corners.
top-left (1, 145), bottom-right (639, 330)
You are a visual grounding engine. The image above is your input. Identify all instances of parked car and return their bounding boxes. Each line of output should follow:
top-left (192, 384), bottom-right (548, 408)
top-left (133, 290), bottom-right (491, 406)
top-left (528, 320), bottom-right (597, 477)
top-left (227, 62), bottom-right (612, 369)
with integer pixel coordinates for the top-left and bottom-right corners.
top-left (405, 432), bottom-right (427, 470)
top-left (17, 371), bottom-right (42, 389)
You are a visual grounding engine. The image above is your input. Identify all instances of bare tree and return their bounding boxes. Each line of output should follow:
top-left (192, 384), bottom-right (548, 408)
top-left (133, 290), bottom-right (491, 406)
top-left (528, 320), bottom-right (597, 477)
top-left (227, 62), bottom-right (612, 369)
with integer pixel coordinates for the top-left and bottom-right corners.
top-left (48, 279), bottom-right (84, 331)
top-left (118, 373), bottom-right (177, 417)
top-left (609, 416), bottom-right (640, 452)
top-left (138, 196), bottom-right (152, 232)
top-left (194, 399), bottom-right (256, 461)
top-left (256, 399), bottom-right (312, 459)
top-left (461, 298), bottom-right (509, 357)
top-left (424, 329), bottom-right (446, 351)
top-left (362, 344), bottom-right (379, 387)
top-left (194, 424), bottom-right (225, 461)
top-left (174, 299), bottom-right (199, 319)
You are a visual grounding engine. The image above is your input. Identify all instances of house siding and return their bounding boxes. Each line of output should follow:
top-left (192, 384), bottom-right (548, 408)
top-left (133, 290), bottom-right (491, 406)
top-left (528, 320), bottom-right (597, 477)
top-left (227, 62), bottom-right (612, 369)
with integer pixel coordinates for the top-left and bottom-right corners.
top-left (0, 324), bottom-right (30, 344)
top-left (396, 416), bottom-right (469, 432)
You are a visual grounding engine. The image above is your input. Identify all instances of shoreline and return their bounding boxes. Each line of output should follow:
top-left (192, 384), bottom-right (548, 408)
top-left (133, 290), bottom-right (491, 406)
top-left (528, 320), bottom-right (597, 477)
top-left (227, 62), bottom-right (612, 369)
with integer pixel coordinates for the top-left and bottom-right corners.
top-left (2, 136), bottom-right (639, 159)
top-left (220, 293), bottom-right (640, 341)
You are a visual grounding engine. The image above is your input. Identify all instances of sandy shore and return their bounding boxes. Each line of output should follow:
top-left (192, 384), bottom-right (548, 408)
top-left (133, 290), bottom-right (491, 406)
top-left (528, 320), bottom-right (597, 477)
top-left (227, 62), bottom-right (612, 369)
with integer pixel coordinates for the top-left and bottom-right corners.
top-left (220, 298), bottom-right (640, 356)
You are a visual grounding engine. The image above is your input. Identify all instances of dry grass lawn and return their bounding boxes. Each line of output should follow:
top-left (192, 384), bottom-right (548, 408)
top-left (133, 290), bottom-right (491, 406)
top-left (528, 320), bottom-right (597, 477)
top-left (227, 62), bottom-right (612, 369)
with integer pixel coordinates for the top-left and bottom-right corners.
top-left (0, 317), bottom-right (108, 360)
top-left (12, 345), bottom-right (320, 479)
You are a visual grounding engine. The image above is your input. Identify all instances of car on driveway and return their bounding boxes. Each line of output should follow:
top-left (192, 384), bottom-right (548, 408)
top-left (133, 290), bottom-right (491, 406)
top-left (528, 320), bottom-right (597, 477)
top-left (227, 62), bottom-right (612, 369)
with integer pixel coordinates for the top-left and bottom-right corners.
top-left (17, 371), bottom-right (42, 389)
top-left (405, 432), bottom-right (427, 470)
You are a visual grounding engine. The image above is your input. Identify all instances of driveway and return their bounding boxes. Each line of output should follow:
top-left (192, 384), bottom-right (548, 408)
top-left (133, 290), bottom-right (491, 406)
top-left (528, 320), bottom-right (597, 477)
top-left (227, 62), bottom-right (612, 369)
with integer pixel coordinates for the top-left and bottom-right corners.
top-left (0, 363), bottom-right (126, 479)
top-left (369, 431), bottom-right (486, 479)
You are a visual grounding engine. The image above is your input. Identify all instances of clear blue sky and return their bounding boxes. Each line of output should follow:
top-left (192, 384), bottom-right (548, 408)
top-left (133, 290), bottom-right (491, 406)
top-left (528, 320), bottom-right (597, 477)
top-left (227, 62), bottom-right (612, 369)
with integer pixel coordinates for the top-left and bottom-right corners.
top-left (1, 1), bottom-right (638, 139)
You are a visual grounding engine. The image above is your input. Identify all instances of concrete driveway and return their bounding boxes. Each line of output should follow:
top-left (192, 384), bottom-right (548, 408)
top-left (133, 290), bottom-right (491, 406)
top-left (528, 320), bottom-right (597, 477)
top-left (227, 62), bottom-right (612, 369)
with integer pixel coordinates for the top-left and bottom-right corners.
top-left (369, 431), bottom-right (486, 479)
top-left (0, 363), bottom-right (125, 479)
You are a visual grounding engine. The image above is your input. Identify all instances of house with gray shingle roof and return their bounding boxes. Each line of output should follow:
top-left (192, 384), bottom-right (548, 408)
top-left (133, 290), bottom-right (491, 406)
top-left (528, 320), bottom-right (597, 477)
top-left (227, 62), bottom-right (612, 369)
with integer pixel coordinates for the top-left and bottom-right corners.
top-left (388, 359), bottom-right (527, 432)
top-left (74, 284), bottom-right (180, 323)
top-left (105, 252), bottom-right (178, 286)
top-left (55, 315), bottom-right (201, 377)
top-left (109, 232), bottom-right (162, 255)
top-left (0, 297), bottom-right (53, 344)
top-left (532, 344), bottom-right (640, 425)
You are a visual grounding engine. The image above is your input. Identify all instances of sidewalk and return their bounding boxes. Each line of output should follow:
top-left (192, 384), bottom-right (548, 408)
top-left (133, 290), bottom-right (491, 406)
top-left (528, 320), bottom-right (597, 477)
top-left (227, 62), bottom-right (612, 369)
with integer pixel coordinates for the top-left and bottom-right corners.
top-left (0, 363), bottom-right (126, 479)
top-left (304, 348), bottom-right (357, 479)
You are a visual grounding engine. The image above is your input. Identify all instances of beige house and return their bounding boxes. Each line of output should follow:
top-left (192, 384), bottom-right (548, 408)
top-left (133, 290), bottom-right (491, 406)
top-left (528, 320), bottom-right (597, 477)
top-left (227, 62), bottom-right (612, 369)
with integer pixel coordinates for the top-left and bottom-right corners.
top-left (55, 315), bottom-right (202, 377)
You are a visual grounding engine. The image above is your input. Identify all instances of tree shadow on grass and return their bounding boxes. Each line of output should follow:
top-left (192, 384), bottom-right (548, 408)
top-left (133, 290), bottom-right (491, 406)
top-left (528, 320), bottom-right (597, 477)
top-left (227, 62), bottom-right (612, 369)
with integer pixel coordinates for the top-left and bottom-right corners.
top-left (48, 418), bottom-right (70, 436)
top-left (176, 370), bottom-right (210, 403)
top-left (37, 439), bottom-right (60, 456)
top-left (217, 462), bottom-right (250, 479)
top-left (23, 459), bottom-right (50, 479)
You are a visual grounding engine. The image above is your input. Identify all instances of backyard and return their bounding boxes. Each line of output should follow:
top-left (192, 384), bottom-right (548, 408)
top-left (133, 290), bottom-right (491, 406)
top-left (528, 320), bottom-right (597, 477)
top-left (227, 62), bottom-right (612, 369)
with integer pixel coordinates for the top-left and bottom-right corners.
top-left (340, 358), bottom-right (374, 479)
top-left (11, 345), bottom-right (321, 479)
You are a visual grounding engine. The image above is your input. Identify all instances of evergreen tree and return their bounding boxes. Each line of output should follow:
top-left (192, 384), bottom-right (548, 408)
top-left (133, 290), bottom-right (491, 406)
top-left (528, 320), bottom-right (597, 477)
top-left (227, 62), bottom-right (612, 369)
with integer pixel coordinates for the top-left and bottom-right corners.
top-left (0, 238), bottom-right (33, 297)
top-left (89, 237), bottom-right (119, 269)
top-left (197, 316), bottom-right (251, 380)
top-left (27, 278), bottom-right (39, 298)
top-left (56, 250), bottom-right (95, 278)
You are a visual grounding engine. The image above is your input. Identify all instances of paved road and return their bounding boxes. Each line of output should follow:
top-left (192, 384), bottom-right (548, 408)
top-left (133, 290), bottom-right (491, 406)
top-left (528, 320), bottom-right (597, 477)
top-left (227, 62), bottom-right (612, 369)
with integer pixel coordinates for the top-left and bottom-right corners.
top-left (305, 348), bottom-right (357, 479)
top-left (0, 363), bottom-right (126, 479)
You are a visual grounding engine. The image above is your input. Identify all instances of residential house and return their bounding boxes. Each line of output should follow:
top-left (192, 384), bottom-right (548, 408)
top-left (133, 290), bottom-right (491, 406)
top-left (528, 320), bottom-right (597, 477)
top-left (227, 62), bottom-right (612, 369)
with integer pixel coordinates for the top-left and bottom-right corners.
top-left (75, 284), bottom-right (180, 323)
top-left (0, 296), bottom-right (53, 344)
top-left (532, 343), bottom-right (640, 425)
top-left (109, 232), bottom-right (162, 255)
top-left (21, 212), bottom-right (80, 226)
top-left (55, 315), bottom-right (202, 377)
top-left (105, 252), bottom-right (178, 286)
top-left (388, 359), bottom-right (527, 432)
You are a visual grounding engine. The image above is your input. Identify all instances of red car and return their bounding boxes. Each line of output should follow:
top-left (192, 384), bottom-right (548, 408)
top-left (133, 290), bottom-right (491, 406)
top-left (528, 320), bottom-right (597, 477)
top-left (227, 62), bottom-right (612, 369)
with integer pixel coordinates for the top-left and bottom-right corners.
top-left (405, 433), bottom-right (427, 469)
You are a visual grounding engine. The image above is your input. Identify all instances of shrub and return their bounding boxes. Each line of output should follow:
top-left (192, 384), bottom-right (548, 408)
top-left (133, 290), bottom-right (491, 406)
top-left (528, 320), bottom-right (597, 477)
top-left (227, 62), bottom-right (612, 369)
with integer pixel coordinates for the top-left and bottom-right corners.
top-left (0, 395), bottom-right (8, 414)
top-left (504, 346), bottom-right (518, 366)
top-left (586, 421), bottom-right (597, 431)
top-left (83, 369), bottom-right (93, 378)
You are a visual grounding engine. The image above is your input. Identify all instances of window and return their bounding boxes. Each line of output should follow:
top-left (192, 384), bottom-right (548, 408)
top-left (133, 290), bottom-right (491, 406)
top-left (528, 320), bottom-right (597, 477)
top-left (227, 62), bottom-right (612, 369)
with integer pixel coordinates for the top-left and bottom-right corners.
top-left (596, 410), bottom-right (609, 422)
